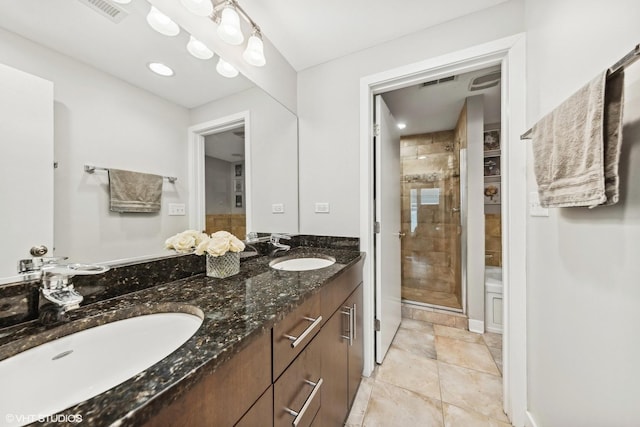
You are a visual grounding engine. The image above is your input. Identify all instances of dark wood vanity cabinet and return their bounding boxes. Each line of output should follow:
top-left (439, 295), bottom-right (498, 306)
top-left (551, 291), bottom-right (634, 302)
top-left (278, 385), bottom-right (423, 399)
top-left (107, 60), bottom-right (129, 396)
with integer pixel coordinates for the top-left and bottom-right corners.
top-left (143, 258), bottom-right (363, 427)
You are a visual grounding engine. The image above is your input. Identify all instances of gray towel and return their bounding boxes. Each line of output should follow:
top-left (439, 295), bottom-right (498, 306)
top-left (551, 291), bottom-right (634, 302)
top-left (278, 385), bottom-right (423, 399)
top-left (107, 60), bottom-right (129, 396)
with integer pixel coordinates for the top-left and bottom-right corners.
top-left (532, 70), bottom-right (625, 208)
top-left (109, 169), bottom-right (163, 213)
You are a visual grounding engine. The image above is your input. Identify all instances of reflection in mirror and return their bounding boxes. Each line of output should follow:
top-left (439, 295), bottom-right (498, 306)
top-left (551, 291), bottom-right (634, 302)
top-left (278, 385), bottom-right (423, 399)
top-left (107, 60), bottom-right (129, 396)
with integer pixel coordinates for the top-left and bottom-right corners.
top-left (204, 125), bottom-right (247, 239)
top-left (0, 0), bottom-right (298, 283)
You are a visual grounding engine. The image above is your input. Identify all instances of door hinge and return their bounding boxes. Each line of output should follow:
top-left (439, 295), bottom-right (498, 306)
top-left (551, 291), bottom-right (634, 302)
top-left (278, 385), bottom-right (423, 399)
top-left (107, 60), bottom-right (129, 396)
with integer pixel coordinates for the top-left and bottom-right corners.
top-left (373, 123), bottom-right (380, 137)
top-left (53, 161), bottom-right (58, 169)
top-left (374, 318), bottom-right (381, 331)
top-left (374, 221), bottom-right (381, 234)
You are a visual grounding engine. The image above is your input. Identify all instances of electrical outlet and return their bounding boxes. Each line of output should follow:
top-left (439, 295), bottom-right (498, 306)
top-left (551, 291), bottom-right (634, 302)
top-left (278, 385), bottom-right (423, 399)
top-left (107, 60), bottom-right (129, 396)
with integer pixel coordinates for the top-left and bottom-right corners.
top-left (272, 203), bottom-right (284, 214)
top-left (315, 202), bottom-right (330, 213)
top-left (168, 203), bottom-right (186, 216)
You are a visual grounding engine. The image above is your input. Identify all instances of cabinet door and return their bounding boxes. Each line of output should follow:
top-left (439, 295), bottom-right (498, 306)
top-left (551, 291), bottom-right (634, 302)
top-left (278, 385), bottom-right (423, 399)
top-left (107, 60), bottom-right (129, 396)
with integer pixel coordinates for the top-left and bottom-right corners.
top-left (318, 307), bottom-right (349, 426)
top-left (347, 283), bottom-right (364, 409)
top-left (274, 336), bottom-right (322, 427)
top-left (236, 385), bottom-right (273, 427)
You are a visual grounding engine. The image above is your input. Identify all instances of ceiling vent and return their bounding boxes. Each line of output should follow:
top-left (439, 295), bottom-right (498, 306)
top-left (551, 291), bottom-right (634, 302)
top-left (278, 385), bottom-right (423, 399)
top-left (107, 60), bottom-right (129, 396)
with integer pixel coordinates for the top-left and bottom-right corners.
top-left (421, 75), bottom-right (456, 88)
top-left (469, 71), bottom-right (501, 91)
top-left (77, 0), bottom-right (128, 23)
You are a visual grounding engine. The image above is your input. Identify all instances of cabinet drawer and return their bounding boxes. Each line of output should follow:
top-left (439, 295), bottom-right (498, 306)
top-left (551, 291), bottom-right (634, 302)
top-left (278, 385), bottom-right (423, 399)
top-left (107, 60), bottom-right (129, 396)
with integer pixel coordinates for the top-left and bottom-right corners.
top-left (321, 259), bottom-right (363, 321)
top-left (273, 293), bottom-right (322, 380)
top-left (274, 337), bottom-right (322, 427)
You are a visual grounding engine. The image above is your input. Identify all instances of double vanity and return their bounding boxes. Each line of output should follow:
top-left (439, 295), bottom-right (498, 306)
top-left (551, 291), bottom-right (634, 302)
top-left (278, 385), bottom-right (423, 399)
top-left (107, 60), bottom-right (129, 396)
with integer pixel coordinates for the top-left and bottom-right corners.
top-left (0, 243), bottom-right (364, 427)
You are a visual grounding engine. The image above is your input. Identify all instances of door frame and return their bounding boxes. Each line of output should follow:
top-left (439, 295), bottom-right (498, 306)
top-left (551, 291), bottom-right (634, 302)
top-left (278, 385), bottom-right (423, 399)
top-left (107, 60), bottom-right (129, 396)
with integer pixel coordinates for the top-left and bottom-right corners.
top-left (359, 34), bottom-right (527, 425)
top-left (187, 111), bottom-right (252, 233)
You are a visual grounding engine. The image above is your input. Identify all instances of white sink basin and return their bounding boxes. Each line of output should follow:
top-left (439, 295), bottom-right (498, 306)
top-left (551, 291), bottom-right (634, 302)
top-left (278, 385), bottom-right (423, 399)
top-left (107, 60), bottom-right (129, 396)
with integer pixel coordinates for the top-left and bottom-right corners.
top-left (0, 312), bottom-right (202, 426)
top-left (270, 256), bottom-right (336, 271)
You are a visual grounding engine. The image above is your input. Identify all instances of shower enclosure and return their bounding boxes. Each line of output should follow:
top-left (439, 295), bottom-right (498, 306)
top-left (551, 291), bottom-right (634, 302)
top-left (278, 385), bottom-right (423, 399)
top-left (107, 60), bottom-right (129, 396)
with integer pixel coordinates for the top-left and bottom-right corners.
top-left (400, 130), bottom-right (465, 311)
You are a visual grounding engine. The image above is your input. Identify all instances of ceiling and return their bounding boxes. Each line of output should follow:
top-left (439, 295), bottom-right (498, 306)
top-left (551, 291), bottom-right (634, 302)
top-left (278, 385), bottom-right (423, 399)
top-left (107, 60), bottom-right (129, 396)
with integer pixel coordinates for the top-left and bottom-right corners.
top-left (205, 126), bottom-right (245, 162)
top-left (382, 66), bottom-right (501, 135)
top-left (239, 0), bottom-right (511, 71)
top-left (0, 0), bottom-right (254, 109)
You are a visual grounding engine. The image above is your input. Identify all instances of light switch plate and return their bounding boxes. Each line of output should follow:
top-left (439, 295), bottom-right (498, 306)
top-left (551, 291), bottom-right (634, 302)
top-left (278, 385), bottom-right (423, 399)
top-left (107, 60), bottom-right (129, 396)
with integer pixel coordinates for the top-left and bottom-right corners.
top-left (272, 203), bottom-right (284, 214)
top-left (168, 203), bottom-right (186, 216)
top-left (529, 192), bottom-right (549, 217)
top-left (315, 202), bottom-right (330, 213)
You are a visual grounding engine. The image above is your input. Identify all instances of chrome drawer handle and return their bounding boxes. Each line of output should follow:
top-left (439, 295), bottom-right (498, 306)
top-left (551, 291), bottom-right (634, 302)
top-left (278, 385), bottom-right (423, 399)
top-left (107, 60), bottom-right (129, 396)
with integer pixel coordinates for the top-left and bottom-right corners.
top-left (340, 307), bottom-right (353, 345)
top-left (284, 377), bottom-right (323, 427)
top-left (284, 315), bottom-right (323, 348)
top-left (352, 303), bottom-right (357, 342)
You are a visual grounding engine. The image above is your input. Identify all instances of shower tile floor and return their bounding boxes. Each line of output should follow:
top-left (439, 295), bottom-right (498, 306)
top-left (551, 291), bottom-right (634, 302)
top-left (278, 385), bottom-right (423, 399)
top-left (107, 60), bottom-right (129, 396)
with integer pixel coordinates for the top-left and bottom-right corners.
top-left (346, 319), bottom-right (507, 427)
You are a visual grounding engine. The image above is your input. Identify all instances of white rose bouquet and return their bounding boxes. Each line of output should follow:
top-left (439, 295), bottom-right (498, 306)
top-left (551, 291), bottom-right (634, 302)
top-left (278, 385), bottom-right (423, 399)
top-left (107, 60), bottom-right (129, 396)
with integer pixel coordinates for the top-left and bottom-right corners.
top-left (195, 230), bottom-right (246, 257)
top-left (164, 230), bottom-right (209, 253)
top-left (165, 229), bottom-right (246, 278)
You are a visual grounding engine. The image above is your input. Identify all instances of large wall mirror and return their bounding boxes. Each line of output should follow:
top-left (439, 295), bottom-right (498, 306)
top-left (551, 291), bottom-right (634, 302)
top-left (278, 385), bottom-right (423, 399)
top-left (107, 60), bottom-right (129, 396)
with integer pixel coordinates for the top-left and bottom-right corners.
top-left (0, 0), bottom-right (298, 283)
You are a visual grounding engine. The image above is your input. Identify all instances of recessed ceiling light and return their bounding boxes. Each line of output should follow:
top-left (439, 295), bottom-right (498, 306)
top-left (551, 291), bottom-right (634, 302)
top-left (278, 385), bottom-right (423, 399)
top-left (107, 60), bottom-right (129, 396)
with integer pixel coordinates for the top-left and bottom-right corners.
top-left (146, 6), bottom-right (180, 36)
top-left (187, 36), bottom-right (214, 60)
top-left (148, 62), bottom-right (174, 77)
top-left (397, 123), bottom-right (407, 130)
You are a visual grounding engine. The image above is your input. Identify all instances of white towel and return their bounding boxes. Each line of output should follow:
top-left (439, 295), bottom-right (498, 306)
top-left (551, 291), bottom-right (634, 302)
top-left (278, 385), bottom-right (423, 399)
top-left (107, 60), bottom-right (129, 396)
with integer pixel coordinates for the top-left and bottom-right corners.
top-left (531, 70), bottom-right (625, 208)
top-left (109, 169), bottom-right (163, 213)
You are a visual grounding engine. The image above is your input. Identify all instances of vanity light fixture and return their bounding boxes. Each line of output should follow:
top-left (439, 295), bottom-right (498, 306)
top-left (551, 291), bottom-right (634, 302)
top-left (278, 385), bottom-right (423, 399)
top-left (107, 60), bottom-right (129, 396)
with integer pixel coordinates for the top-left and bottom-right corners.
top-left (111, 0), bottom-right (131, 3)
top-left (216, 57), bottom-right (239, 78)
top-left (187, 35), bottom-right (215, 59)
top-left (216, 2), bottom-right (244, 45)
top-left (148, 62), bottom-right (175, 77)
top-left (179, 0), bottom-right (267, 67)
top-left (397, 123), bottom-right (407, 130)
top-left (146, 6), bottom-right (180, 36)
top-left (180, 0), bottom-right (213, 17)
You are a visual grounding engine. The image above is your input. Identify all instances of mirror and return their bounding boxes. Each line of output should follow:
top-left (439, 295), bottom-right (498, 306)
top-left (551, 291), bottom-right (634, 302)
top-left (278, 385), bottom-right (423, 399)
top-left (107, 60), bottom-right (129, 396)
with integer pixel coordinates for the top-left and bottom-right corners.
top-left (0, 0), bottom-right (298, 283)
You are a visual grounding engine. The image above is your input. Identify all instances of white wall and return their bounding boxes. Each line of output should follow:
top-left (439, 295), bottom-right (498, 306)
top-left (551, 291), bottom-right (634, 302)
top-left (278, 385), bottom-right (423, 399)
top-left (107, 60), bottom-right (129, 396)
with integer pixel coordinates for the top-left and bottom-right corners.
top-left (0, 28), bottom-right (191, 264)
top-left (525, 1), bottom-right (640, 426)
top-left (191, 87), bottom-right (299, 234)
top-left (297, 0), bottom-right (525, 237)
top-left (466, 96), bottom-right (486, 327)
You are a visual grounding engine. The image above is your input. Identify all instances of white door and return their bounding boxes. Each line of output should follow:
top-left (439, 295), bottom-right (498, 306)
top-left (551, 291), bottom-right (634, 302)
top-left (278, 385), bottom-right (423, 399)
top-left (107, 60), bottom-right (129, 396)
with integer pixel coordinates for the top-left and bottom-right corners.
top-left (374, 95), bottom-right (402, 364)
top-left (0, 63), bottom-right (53, 281)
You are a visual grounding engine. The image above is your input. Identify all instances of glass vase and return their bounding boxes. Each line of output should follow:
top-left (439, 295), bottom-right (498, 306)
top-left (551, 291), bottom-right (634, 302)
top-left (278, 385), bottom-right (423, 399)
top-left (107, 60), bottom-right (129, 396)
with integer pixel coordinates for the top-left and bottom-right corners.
top-left (206, 252), bottom-right (240, 278)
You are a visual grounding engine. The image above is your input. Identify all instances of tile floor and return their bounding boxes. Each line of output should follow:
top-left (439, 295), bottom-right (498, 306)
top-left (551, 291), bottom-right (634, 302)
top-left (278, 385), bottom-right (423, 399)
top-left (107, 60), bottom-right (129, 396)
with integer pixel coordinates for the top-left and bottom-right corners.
top-left (345, 318), bottom-right (507, 427)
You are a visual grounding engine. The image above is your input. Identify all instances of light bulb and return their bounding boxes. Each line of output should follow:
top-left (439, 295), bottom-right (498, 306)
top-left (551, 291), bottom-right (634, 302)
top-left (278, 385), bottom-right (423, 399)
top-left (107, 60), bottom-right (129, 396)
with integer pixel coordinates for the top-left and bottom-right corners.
top-left (148, 62), bottom-right (174, 77)
top-left (146, 6), bottom-right (180, 36)
top-left (216, 58), bottom-right (239, 78)
top-left (187, 36), bottom-right (214, 60)
top-left (111, 0), bottom-right (131, 3)
top-left (180, 0), bottom-right (213, 17)
top-left (242, 33), bottom-right (266, 67)
top-left (397, 123), bottom-right (407, 130)
top-left (217, 7), bottom-right (244, 45)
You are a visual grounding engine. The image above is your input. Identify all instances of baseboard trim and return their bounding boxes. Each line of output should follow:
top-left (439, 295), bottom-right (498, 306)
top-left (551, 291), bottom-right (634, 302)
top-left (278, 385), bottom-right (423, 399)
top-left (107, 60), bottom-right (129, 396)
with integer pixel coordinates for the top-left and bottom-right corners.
top-left (525, 411), bottom-right (538, 427)
top-left (468, 319), bottom-right (484, 334)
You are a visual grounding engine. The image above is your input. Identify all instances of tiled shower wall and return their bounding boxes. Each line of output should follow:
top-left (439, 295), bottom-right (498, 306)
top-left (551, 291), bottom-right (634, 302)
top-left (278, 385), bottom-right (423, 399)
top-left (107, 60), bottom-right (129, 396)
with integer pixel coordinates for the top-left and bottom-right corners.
top-left (485, 214), bottom-right (502, 267)
top-left (400, 130), bottom-right (462, 308)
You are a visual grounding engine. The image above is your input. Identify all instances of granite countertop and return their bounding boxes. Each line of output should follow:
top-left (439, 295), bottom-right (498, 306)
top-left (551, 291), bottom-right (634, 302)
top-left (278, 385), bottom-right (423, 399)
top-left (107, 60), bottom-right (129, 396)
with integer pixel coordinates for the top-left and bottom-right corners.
top-left (0, 247), bottom-right (364, 426)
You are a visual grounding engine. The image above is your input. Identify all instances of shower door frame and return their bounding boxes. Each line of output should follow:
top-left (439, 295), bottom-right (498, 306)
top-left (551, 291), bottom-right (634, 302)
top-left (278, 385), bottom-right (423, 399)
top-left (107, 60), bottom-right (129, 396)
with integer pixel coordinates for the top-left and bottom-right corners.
top-left (359, 34), bottom-right (527, 426)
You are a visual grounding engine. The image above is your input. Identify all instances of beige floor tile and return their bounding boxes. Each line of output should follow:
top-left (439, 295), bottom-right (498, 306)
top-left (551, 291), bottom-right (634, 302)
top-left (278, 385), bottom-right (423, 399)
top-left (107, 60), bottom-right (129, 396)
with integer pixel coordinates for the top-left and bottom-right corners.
top-left (389, 326), bottom-right (437, 360)
top-left (376, 346), bottom-right (441, 401)
top-left (435, 335), bottom-right (500, 376)
top-left (400, 318), bottom-right (435, 334)
top-left (363, 380), bottom-right (443, 427)
top-left (443, 403), bottom-right (512, 427)
top-left (434, 324), bottom-right (484, 343)
top-left (488, 346), bottom-right (502, 374)
top-left (345, 376), bottom-right (375, 426)
top-left (439, 362), bottom-right (508, 422)
top-left (483, 332), bottom-right (503, 349)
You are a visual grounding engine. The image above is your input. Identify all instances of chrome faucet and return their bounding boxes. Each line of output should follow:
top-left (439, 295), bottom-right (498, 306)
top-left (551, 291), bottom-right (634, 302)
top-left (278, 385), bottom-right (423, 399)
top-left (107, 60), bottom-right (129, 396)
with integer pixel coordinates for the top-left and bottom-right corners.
top-left (269, 233), bottom-right (292, 256)
top-left (18, 257), bottom-right (109, 312)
